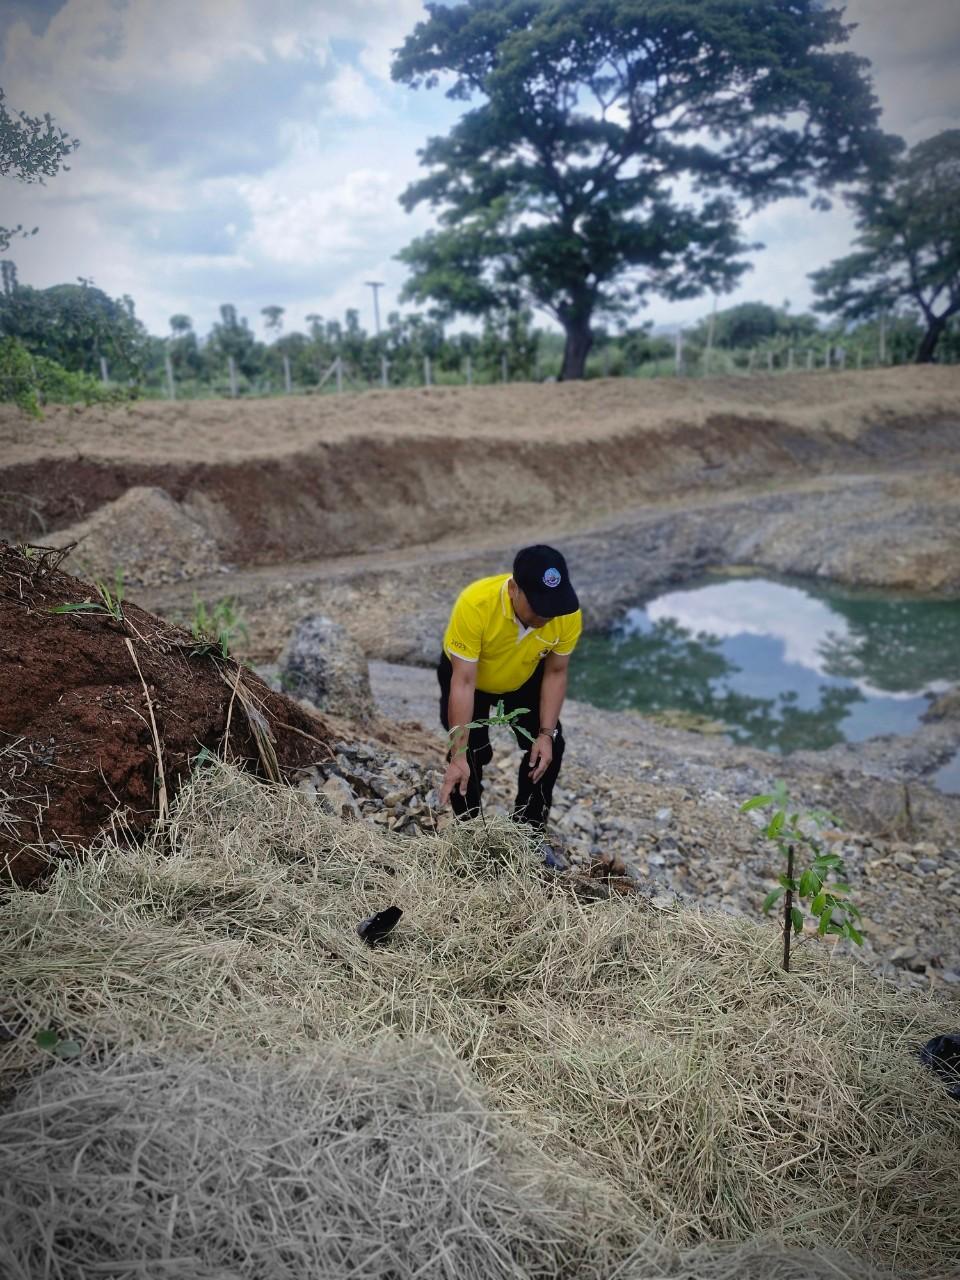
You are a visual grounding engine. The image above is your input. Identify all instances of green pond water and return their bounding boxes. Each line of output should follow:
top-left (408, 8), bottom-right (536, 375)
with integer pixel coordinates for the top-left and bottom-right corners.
top-left (568, 575), bottom-right (960, 792)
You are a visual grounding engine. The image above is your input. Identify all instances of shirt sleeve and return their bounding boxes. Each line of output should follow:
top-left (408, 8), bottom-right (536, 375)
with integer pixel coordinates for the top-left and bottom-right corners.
top-left (555, 609), bottom-right (582, 657)
top-left (444, 590), bottom-right (484, 663)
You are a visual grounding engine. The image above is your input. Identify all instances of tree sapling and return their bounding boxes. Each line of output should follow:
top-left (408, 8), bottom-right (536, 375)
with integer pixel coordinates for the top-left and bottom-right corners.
top-left (741, 781), bottom-right (863, 972)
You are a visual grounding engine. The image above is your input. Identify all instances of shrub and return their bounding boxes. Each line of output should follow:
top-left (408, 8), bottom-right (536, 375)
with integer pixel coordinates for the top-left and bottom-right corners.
top-left (0, 336), bottom-right (136, 414)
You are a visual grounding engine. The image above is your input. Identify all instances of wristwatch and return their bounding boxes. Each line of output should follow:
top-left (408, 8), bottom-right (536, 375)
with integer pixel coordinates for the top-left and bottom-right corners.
top-left (538, 727), bottom-right (559, 740)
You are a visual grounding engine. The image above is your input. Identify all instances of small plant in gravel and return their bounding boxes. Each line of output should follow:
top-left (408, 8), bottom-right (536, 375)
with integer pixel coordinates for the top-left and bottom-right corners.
top-left (190, 596), bottom-right (248, 660)
top-left (449, 700), bottom-right (535, 830)
top-left (741, 780), bottom-right (863, 972)
top-left (51, 568), bottom-right (125, 623)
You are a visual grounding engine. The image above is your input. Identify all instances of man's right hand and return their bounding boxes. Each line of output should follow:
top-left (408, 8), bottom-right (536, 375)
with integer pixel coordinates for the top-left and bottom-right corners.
top-left (439, 754), bottom-right (471, 807)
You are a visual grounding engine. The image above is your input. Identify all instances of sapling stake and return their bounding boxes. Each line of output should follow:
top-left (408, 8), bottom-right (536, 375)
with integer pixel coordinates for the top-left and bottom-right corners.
top-left (783, 842), bottom-right (794, 973)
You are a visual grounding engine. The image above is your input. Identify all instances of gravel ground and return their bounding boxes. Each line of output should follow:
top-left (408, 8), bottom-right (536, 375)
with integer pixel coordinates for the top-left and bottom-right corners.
top-left (366, 660), bottom-right (960, 997)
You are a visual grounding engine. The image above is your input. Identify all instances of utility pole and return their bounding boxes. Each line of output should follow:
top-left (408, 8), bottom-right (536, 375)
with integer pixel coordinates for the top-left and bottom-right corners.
top-left (365, 281), bottom-right (385, 336)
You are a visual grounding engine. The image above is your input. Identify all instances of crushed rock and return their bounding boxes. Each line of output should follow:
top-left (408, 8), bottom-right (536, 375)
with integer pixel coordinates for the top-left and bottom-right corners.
top-left (53, 487), bottom-right (228, 588)
top-left (333, 659), bottom-right (960, 1000)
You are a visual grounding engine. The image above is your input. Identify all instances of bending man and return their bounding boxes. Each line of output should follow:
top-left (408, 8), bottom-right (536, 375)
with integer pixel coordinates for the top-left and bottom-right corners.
top-left (437, 545), bottom-right (581, 829)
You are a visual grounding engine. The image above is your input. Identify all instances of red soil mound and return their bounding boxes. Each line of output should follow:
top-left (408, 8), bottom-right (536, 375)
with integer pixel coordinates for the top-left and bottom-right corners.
top-left (0, 542), bottom-right (333, 886)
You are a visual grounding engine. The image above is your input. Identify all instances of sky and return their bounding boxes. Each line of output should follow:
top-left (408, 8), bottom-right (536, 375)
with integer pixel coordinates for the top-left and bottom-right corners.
top-left (3, 0), bottom-right (959, 340)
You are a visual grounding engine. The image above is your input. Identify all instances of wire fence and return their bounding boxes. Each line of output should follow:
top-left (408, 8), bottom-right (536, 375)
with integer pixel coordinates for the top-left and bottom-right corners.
top-left (108, 333), bottom-right (957, 402)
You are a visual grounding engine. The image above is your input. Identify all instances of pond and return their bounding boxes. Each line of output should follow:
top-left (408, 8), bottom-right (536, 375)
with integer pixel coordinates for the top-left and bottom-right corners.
top-left (569, 575), bottom-right (960, 782)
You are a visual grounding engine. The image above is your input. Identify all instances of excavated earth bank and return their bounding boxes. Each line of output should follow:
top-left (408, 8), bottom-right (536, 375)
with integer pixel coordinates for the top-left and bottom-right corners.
top-left (1, 369), bottom-right (958, 577)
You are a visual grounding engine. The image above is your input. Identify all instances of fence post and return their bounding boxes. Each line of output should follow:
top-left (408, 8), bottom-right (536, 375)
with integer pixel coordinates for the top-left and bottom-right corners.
top-left (381, 356), bottom-right (389, 388)
top-left (99, 356), bottom-right (109, 384)
top-left (766, 350), bottom-right (774, 372)
top-left (423, 355), bottom-right (431, 387)
top-left (806, 349), bottom-right (814, 371)
top-left (336, 356), bottom-right (343, 393)
top-left (164, 353), bottom-right (176, 401)
top-left (879, 312), bottom-right (887, 364)
top-left (465, 355), bottom-right (473, 386)
top-left (674, 329), bottom-right (683, 375)
top-left (787, 348), bottom-right (794, 372)
top-left (748, 350), bottom-right (755, 375)
top-left (228, 356), bottom-right (238, 397)
top-left (283, 355), bottom-right (292, 394)
top-left (501, 353), bottom-right (508, 383)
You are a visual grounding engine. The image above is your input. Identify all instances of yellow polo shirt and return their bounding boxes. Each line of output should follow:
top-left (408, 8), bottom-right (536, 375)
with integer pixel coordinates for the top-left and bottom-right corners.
top-left (444, 573), bottom-right (582, 694)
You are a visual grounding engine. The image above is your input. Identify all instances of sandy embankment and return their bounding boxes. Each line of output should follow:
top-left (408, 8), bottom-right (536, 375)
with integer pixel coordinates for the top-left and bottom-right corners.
top-left (1, 367), bottom-right (957, 664)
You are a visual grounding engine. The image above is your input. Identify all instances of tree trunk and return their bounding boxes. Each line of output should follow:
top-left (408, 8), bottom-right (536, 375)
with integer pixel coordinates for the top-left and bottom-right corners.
top-left (560, 316), bottom-right (593, 380)
top-left (915, 315), bottom-right (946, 363)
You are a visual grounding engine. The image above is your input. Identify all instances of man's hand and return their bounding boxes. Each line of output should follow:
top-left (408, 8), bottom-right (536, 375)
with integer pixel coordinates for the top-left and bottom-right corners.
top-left (528, 733), bottom-right (553, 783)
top-left (439, 754), bottom-right (471, 807)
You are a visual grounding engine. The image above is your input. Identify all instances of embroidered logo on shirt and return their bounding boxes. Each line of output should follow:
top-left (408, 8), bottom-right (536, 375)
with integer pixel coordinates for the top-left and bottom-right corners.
top-left (543, 567), bottom-right (561, 588)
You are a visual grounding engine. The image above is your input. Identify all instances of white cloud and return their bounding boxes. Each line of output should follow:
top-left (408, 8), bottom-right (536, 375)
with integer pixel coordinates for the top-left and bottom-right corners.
top-left (325, 65), bottom-right (384, 120)
top-left (241, 169), bottom-right (397, 263)
top-left (633, 580), bottom-right (947, 700)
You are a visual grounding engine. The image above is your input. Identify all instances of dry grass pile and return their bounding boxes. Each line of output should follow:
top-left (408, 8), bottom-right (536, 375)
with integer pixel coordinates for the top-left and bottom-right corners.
top-left (0, 1042), bottom-right (619, 1280)
top-left (0, 1046), bottom-right (892, 1280)
top-left (3, 766), bottom-right (959, 1278)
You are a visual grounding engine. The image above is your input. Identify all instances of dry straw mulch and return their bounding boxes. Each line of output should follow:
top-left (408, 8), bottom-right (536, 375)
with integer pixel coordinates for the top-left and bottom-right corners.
top-left (3, 766), bottom-right (958, 1278)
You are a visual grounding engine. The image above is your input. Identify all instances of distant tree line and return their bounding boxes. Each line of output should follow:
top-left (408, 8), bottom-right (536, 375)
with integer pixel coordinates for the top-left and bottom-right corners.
top-left (3, 266), bottom-right (954, 410)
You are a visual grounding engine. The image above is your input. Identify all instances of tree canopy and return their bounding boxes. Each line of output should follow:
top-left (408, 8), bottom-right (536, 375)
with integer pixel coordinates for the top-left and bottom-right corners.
top-left (810, 129), bottom-right (960, 363)
top-left (392, 0), bottom-right (897, 378)
top-left (688, 302), bottom-right (819, 351)
top-left (0, 279), bottom-right (146, 376)
top-left (0, 88), bottom-right (79, 253)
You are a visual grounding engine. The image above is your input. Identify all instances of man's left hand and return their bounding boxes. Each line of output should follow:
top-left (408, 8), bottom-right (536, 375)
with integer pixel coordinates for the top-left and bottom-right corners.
top-left (528, 733), bottom-right (553, 783)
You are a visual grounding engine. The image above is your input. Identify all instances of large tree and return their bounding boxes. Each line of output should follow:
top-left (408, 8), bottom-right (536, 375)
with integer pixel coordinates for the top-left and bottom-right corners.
top-left (392, 0), bottom-right (897, 379)
top-left (811, 130), bottom-right (960, 363)
top-left (0, 87), bottom-right (79, 253)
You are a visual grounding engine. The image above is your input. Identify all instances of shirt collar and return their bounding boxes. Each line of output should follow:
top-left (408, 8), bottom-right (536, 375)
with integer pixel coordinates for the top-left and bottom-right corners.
top-left (501, 576), bottom-right (515, 621)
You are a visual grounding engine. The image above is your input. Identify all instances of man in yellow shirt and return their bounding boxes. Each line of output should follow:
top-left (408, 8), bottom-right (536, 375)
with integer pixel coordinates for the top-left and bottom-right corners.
top-left (438, 545), bottom-right (582, 829)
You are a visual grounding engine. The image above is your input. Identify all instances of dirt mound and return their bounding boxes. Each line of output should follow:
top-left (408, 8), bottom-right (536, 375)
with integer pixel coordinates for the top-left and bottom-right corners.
top-left (53, 485), bottom-right (227, 587)
top-left (0, 542), bottom-right (333, 886)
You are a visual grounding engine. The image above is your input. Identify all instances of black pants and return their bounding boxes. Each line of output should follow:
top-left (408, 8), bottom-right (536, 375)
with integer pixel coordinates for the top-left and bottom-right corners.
top-left (437, 653), bottom-right (564, 830)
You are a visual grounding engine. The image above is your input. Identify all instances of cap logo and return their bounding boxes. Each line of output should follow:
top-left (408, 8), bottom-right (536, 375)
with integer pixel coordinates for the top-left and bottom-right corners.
top-left (543, 567), bottom-right (561, 588)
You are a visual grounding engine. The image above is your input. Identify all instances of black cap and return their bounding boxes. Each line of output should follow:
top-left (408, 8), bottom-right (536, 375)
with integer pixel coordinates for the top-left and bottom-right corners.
top-left (513, 545), bottom-right (579, 619)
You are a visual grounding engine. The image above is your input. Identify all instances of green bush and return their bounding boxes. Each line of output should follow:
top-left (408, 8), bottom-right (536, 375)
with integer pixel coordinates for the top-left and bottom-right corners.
top-left (0, 336), bottom-right (41, 415)
top-left (0, 337), bottom-right (136, 415)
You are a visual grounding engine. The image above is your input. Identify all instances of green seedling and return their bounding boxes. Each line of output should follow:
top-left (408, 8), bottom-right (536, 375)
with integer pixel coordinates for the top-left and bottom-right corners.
top-left (35, 1027), bottom-right (82, 1059)
top-left (741, 780), bottom-right (863, 972)
top-left (458, 699), bottom-right (536, 747)
top-left (447, 700), bottom-right (535, 829)
top-left (51, 567), bottom-right (125, 623)
top-left (190, 596), bottom-right (248, 660)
